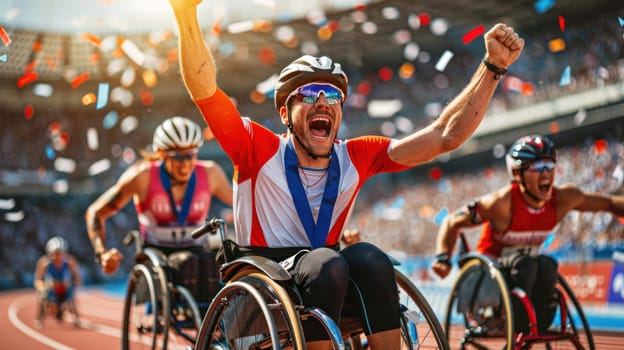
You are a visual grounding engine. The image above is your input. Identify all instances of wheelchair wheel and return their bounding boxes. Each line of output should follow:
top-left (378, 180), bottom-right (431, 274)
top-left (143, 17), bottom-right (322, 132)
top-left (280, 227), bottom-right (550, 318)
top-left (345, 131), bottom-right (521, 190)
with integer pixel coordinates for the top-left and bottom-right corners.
top-left (523, 275), bottom-right (594, 350)
top-left (122, 264), bottom-right (162, 350)
top-left (195, 274), bottom-right (303, 349)
top-left (443, 257), bottom-right (515, 350)
top-left (164, 284), bottom-right (203, 348)
top-left (395, 269), bottom-right (450, 350)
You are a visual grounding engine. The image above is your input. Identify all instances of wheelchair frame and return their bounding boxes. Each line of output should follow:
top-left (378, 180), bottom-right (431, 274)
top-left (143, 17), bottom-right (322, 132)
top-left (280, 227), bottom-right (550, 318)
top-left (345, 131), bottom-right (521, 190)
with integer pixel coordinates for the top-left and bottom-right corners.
top-left (443, 248), bottom-right (595, 350)
top-left (121, 230), bottom-right (203, 350)
top-left (191, 217), bottom-right (450, 350)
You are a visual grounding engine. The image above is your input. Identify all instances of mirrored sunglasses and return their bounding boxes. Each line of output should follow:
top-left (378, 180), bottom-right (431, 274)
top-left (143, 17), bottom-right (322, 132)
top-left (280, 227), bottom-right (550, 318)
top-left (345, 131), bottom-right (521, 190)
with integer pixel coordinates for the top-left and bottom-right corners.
top-left (165, 149), bottom-right (198, 162)
top-left (527, 159), bottom-right (556, 173)
top-left (290, 83), bottom-right (345, 105)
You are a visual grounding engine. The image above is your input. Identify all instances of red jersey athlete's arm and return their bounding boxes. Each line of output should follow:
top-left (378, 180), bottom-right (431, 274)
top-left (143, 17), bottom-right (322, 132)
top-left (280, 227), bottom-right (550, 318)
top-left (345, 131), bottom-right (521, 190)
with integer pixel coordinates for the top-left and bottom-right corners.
top-left (195, 88), bottom-right (250, 162)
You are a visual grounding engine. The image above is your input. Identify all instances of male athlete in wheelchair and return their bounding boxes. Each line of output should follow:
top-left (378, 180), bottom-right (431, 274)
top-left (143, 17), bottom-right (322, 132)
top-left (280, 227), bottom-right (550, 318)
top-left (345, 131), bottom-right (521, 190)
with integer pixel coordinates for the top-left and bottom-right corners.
top-left (432, 135), bottom-right (624, 349)
top-left (84, 117), bottom-right (233, 349)
top-left (34, 236), bottom-right (82, 329)
top-left (167, 0), bottom-right (524, 347)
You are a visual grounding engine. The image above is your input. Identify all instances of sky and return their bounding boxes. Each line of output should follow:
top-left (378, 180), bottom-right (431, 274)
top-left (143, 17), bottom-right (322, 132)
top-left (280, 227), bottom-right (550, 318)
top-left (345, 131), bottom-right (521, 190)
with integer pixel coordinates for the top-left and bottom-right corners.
top-left (0, 0), bottom-right (374, 34)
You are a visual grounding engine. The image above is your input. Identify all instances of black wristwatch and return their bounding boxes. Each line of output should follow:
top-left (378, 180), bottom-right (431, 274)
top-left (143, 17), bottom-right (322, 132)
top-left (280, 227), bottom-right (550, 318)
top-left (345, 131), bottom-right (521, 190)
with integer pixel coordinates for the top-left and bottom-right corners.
top-left (435, 253), bottom-right (451, 267)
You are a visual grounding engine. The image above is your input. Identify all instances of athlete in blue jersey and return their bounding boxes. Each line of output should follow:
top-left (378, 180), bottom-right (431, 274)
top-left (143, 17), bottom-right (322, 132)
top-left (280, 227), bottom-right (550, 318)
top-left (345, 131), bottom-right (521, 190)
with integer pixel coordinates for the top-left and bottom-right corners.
top-left (34, 236), bottom-right (82, 328)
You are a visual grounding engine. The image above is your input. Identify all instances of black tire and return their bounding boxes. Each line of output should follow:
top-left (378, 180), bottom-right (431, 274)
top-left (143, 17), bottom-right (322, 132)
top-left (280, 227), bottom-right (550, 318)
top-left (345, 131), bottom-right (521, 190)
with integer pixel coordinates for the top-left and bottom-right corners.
top-left (122, 264), bottom-right (160, 350)
top-left (395, 269), bottom-right (451, 350)
top-left (165, 284), bottom-right (202, 347)
top-left (443, 257), bottom-right (515, 350)
top-left (194, 280), bottom-right (283, 349)
top-left (526, 275), bottom-right (595, 350)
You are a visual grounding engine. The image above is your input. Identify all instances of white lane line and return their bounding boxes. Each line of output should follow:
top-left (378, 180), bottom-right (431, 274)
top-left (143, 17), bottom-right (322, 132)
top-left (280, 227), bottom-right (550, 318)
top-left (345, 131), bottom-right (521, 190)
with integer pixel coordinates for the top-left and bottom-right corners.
top-left (8, 295), bottom-right (75, 350)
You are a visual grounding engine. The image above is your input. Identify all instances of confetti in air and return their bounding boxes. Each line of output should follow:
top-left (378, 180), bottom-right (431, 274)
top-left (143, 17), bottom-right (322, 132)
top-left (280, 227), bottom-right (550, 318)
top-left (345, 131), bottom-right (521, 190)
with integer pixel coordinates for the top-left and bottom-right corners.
top-left (0, 26), bottom-right (11, 46)
top-left (559, 65), bottom-right (571, 86)
top-left (462, 25), bottom-right (485, 45)
top-left (96, 82), bottom-right (110, 110)
top-left (434, 50), bottom-right (454, 72)
top-left (534, 0), bottom-right (555, 14)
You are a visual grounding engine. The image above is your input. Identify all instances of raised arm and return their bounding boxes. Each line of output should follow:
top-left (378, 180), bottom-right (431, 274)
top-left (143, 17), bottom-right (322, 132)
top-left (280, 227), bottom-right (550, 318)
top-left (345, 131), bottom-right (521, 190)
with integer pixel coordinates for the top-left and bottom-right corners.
top-left (557, 184), bottom-right (624, 217)
top-left (169, 0), bottom-right (217, 100)
top-left (390, 23), bottom-right (524, 166)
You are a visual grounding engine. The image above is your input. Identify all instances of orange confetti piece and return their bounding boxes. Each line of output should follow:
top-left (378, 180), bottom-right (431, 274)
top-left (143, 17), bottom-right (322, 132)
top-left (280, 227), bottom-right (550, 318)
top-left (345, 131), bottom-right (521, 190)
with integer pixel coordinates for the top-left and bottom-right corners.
top-left (89, 52), bottom-right (101, 64)
top-left (0, 26), bottom-right (11, 46)
top-left (71, 72), bottom-right (90, 88)
top-left (462, 25), bottom-right (485, 45)
top-left (140, 88), bottom-right (153, 106)
top-left (258, 47), bottom-right (275, 66)
top-left (548, 38), bottom-right (566, 52)
top-left (549, 121), bottom-right (559, 134)
top-left (32, 41), bottom-right (41, 52)
top-left (521, 82), bottom-right (535, 96)
top-left (558, 15), bottom-right (565, 31)
top-left (81, 32), bottom-right (102, 47)
top-left (24, 60), bottom-right (37, 73)
top-left (81, 92), bottom-right (96, 105)
top-left (44, 54), bottom-right (56, 70)
top-left (212, 19), bottom-right (222, 36)
top-left (17, 71), bottom-right (38, 88)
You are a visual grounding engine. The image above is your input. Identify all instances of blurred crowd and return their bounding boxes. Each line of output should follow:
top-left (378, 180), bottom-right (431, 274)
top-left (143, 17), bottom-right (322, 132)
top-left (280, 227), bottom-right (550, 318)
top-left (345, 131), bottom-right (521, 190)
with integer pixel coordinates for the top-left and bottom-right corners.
top-left (1, 8), bottom-right (624, 290)
top-left (1, 135), bottom-right (622, 290)
top-left (350, 136), bottom-right (624, 261)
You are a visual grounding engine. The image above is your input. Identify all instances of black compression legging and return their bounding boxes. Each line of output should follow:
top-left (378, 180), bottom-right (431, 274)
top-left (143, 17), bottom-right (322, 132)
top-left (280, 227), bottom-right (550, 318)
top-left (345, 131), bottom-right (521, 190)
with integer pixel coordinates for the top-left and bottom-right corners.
top-left (291, 242), bottom-right (400, 341)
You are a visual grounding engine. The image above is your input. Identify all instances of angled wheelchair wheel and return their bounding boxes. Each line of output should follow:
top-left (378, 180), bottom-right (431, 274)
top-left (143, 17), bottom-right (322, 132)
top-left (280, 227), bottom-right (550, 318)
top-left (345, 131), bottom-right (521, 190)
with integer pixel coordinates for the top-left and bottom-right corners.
top-left (443, 256), bottom-right (515, 350)
top-left (195, 275), bottom-right (304, 350)
top-left (164, 284), bottom-right (202, 348)
top-left (521, 275), bottom-right (594, 350)
top-left (395, 269), bottom-right (451, 350)
top-left (122, 264), bottom-right (161, 350)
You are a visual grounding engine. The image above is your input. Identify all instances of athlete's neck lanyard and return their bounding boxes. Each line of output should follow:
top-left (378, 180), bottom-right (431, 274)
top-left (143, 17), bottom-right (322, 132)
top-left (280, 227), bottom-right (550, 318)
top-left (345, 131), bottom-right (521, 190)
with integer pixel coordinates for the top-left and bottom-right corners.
top-left (284, 140), bottom-right (340, 248)
top-left (160, 163), bottom-right (196, 225)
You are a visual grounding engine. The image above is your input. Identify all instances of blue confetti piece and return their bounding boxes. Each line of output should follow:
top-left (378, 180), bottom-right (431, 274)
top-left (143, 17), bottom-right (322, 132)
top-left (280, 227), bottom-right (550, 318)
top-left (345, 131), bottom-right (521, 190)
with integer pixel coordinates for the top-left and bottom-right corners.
top-left (96, 82), bottom-right (109, 110)
top-left (45, 145), bottom-right (55, 159)
top-left (534, 0), bottom-right (555, 14)
top-left (541, 232), bottom-right (556, 250)
top-left (619, 16), bottom-right (624, 27)
top-left (559, 65), bottom-right (571, 86)
top-left (434, 207), bottom-right (449, 226)
top-left (0, 53), bottom-right (7, 62)
top-left (102, 110), bottom-right (119, 129)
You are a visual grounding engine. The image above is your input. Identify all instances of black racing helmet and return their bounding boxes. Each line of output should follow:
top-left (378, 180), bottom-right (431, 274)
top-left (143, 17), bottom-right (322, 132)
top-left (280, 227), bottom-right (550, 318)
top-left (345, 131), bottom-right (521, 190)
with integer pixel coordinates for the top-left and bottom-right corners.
top-left (274, 55), bottom-right (349, 112)
top-left (505, 135), bottom-right (557, 178)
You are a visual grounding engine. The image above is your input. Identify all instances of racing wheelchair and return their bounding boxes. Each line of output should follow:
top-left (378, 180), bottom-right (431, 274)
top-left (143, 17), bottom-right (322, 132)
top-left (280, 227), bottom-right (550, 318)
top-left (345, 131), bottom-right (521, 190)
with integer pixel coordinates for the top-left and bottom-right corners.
top-left (35, 284), bottom-right (80, 329)
top-left (121, 230), bottom-right (214, 350)
top-left (442, 234), bottom-right (594, 350)
top-left (191, 217), bottom-right (450, 350)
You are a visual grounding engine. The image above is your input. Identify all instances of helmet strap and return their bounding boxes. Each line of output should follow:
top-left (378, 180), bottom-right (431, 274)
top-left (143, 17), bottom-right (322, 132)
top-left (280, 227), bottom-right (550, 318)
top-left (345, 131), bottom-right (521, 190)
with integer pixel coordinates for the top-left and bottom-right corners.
top-left (287, 109), bottom-right (332, 160)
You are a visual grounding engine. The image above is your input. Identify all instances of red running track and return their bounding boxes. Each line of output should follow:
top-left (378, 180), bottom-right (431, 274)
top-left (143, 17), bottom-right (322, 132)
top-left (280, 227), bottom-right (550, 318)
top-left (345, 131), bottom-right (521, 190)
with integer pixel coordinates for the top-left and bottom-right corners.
top-left (2, 287), bottom-right (624, 349)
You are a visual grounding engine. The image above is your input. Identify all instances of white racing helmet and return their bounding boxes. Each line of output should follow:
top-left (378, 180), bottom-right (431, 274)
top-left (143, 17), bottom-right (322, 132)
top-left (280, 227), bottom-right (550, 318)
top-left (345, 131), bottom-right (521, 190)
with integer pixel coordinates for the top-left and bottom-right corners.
top-left (46, 236), bottom-right (68, 256)
top-left (153, 116), bottom-right (204, 151)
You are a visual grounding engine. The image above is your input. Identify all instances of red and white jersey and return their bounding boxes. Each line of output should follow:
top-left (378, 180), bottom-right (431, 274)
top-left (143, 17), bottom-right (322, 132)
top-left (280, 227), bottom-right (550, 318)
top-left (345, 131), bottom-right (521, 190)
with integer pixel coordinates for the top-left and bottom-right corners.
top-left (476, 182), bottom-right (558, 257)
top-left (196, 88), bottom-right (409, 248)
top-left (135, 162), bottom-right (211, 247)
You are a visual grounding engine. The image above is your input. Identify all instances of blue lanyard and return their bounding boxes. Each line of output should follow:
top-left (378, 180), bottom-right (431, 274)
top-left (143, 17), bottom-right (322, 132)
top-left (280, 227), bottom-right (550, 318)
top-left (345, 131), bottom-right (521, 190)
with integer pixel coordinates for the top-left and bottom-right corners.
top-left (284, 140), bottom-right (340, 248)
top-left (159, 163), bottom-right (196, 225)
